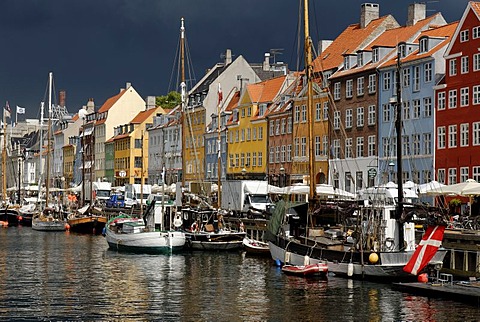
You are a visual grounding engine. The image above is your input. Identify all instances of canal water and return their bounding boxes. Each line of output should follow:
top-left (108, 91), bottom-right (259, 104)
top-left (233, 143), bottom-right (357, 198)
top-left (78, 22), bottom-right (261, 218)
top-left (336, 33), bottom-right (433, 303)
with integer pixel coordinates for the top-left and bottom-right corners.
top-left (0, 227), bottom-right (478, 321)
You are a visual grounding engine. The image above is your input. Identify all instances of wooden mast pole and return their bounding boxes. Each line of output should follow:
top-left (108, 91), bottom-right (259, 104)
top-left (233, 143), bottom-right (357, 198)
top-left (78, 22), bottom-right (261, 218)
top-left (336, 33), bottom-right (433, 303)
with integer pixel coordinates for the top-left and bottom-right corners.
top-left (305, 0), bottom-right (316, 235)
top-left (217, 84), bottom-right (222, 209)
top-left (140, 131), bottom-right (144, 214)
top-left (395, 48), bottom-right (404, 247)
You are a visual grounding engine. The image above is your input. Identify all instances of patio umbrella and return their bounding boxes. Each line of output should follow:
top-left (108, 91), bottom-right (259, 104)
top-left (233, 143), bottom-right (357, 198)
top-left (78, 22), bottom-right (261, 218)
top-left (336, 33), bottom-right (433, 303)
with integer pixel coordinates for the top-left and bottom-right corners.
top-left (419, 180), bottom-right (447, 195)
top-left (440, 179), bottom-right (480, 196)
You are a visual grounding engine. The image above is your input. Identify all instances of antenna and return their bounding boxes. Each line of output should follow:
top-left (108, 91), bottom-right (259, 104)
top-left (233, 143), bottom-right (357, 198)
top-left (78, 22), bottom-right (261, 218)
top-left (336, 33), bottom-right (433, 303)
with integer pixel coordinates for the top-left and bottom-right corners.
top-left (269, 48), bottom-right (284, 64)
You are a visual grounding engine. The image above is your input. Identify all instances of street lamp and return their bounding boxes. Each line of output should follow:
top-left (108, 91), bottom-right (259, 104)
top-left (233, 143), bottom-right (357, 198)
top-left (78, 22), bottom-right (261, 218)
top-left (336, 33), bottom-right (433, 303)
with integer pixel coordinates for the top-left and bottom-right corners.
top-left (241, 168), bottom-right (246, 179)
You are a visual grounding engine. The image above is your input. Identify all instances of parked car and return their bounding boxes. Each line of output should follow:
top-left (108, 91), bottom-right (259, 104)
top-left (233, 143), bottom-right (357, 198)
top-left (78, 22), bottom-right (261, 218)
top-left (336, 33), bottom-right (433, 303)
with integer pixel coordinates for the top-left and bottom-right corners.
top-left (106, 194), bottom-right (125, 208)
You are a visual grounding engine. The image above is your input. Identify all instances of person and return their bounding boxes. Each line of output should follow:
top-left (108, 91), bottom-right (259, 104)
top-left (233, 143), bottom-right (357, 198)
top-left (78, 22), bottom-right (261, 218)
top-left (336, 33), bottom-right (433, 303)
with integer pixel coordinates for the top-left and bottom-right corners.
top-left (239, 220), bottom-right (245, 232)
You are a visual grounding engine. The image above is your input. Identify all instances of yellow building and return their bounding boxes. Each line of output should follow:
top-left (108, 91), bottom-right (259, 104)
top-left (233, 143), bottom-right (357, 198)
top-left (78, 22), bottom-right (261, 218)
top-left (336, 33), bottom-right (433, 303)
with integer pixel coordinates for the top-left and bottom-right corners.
top-left (227, 76), bottom-right (290, 180)
top-left (112, 107), bottom-right (163, 186)
top-left (183, 107), bottom-right (205, 185)
top-left (291, 82), bottom-right (330, 184)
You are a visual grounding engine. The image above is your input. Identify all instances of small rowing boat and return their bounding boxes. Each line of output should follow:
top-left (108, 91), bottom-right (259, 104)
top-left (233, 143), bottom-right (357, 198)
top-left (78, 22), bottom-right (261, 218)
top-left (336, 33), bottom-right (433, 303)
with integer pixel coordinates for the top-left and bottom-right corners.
top-left (281, 263), bottom-right (328, 277)
top-left (243, 237), bottom-right (270, 255)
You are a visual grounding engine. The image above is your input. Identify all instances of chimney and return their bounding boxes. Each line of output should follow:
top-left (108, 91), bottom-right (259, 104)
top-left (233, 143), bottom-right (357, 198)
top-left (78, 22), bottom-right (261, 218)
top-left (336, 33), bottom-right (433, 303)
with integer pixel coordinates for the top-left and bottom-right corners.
top-left (407, 3), bottom-right (426, 26)
top-left (126, 82), bottom-right (131, 89)
top-left (360, 3), bottom-right (380, 28)
top-left (86, 98), bottom-right (94, 113)
top-left (146, 96), bottom-right (156, 110)
top-left (225, 49), bottom-right (232, 65)
top-left (318, 40), bottom-right (333, 54)
top-left (263, 52), bottom-right (271, 71)
top-left (59, 90), bottom-right (66, 107)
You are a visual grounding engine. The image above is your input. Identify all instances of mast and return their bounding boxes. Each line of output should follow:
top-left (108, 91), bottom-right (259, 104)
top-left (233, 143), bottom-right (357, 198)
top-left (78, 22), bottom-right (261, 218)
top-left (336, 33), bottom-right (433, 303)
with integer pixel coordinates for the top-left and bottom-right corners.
top-left (180, 17), bottom-right (187, 189)
top-left (140, 131), bottom-right (144, 214)
top-left (395, 49), bottom-right (404, 246)
top-left (304, 0), bottom-right (316, 202)
top-left (217, 84), bottom-right (222, 208)
top-left (2, 102), bottom-right (7, 204)
top-left (45, 71), bottom-right (53, 208)
top-left (38, 102), bottom-right (44, 205)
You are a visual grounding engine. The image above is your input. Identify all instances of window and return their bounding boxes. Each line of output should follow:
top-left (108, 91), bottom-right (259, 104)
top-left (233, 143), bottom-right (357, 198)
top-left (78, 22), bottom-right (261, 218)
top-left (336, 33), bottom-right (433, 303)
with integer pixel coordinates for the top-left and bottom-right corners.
top-left (460, 29), bottom-right (469, 42)
top-left (460, 167), bottom-right (469, 183)
top-left (382, 104), bottom-right (391, 122)
top-left (402, 135), bottom-right (410, 156)
top-left (474, 122), bottom-right (480, 145)
top-left (346, 79), bottom-right (353, 98)
top-left (301, 137), bottom-right (307, 157)
top-left (412, 99), bottom-right (420, 119)
top-left (437, 126), bottom-right (446, 149)
top-left (315, 136), bottom-right (321, 157)
top-left (345, 109), bottom-right (353, 128)
top-left (331, 139), bottom-right (339, 159)
top-left (333, 111), bottom-right (340, 129)
top-left (252, 152), bottom-right (257, 166)
top-left (474, 166), bottom-right (480, 182)
top-left (383, 72), bottom-right (391, 91)
top-left (413, 66), bottom-right (420, 91)
top-left (448, 124), bottom-right (457, 148)
top-left (368, 135), bottom-right (376, 157)
top-left (474, 26), bottom-right (480, 39)
top-left (275, 120), bottom-right (280, 135)
top-left (258, 152), bottom-right (263, 167)
top-left (460, 87), bottom-right (469, 107)
top-left (333, 82), bottom-right (341, 100)
top-left (275, 146), bottom-right (280, 163)
top-left (366, 75), bottom-right (376, 95)
top-left (475, 53), bottom-right (480, 71)
top-left (252, 127), bottom-right (257, 140)
top-left (281, 145), bottom-right (286, 162)
top-left (281, 119), bottom-right (286, 134)
top-left (460, 123), bottom-right (469, 147)
top-left (258, 127), bottom-right (263, 140)
top-left (474, 85), bottom-right (480, 105)
top-left (323, 102), bottom-right (329, 120)
top-left (437, 92), bottom-right (446, 110)
top-left (448, 89), bottom-right (457, 109)
top-left (423, 133), bottom-right (432, 155)
top-left (301, 105), bottom-right (307, 122)
top-left (449, 59), bottom-right (457, 76)
top-left (315, 103), bottom-right (321, 121)
top-left (269, 120), bottom-right (274, 136)
top-left (419, 37), bottom-right (428, 53)
top-left (461, 56), bottom-right (469, 74)
top-left (323, 135), bottom-right (328, 156)
top-left (403, 68), bottom-right (410, 87)
top-left (269, 147), bottom-right (274, 163)
top-left (294, 105), bottom-right (300, 123)
top-left (357, 77), bottom-right (364, 96)
top-left (412, 134), bottom-right (420, 155)
top-left (286, 146), bottom-right (291, 162)
top-left (345, 138), bottom-right (352, 158)
top-left (368, 105), bottom-right (375, 125)
top-left (382, 137), bottom-right (389, 157)
top-left (448, 168), bottom-right (457, 185)
top-left (372, 48), bottom-right (379, 63)
top-left (287, 117), bottom-right (292, 133)
top-left (357, 107), bottom-right (364, 127)
top-left (403, 101), bottom-right (410, 120)
top-left (344, 56), bottom-right (350, 69)
top-left (424, 62), bottom-right (432, 83)
top-left (437, 169), bottom-right (446, 184)
top-left (356, 136), bottom-right (364, 158)
top-left (357, 52), bottom-right (363, 67)
top-left (398, 44), bottom-right (406, 58)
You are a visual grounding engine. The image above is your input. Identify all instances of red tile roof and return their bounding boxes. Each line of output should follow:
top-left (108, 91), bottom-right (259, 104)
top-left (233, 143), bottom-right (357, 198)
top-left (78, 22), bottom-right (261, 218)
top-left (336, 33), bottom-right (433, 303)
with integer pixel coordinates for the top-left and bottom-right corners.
top-left (131, 108), bottom-right (157, 124)
top-left (98, 89), bottom-right (126, 113)
top-left (246, 75), bottom-right (286, 104)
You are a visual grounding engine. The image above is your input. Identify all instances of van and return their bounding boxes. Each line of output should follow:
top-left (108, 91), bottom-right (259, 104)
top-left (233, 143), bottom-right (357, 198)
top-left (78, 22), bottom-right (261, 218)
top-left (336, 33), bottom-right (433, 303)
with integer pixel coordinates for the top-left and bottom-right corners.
top-left (106, 194), bottom-right (125, 208)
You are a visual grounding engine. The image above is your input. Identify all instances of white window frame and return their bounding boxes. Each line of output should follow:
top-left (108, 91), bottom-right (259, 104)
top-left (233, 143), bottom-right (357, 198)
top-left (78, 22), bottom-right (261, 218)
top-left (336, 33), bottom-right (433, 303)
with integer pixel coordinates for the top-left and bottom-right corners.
top-left (345, 109), bottom-right (353, 129)
top-left (346, 79), bottom-right (353, 98)
top-left (460, 123), bottom-right (469, 147)
top-left (461, 56), bottom-right (469, 74)
top-left (368, 74), bottom-right (376, 93)
top-left (437, 126), bottom-right (446, 149)
top-left (367, 105), bottom-right (376, 125)
top-left (460, 87), bottom-right (469, 107)
top-left (449, 59), bottom-right (457, 77)
top-left (448, 89), bottom-right (457, 109)
top-left (357, 107), bottom-right (364, 127)
top-left (437, 92), bottom-right (446, 110)
top-left (357, 77), bottom-right (364, 96)
top-left (448, 124), bottom-right (457, 148)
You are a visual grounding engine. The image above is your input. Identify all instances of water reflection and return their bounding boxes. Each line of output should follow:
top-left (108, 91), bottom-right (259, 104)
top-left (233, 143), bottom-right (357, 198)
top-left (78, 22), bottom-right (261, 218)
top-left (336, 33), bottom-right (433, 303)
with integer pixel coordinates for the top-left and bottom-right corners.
top-left (0, 227), bottom-right (478, 321)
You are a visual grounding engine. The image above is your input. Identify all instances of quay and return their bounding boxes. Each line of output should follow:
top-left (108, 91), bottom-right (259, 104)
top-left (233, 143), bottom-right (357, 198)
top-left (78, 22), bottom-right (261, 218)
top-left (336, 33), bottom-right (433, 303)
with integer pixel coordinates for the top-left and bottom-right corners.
top-left (442, 229), bottom-right (480, 278)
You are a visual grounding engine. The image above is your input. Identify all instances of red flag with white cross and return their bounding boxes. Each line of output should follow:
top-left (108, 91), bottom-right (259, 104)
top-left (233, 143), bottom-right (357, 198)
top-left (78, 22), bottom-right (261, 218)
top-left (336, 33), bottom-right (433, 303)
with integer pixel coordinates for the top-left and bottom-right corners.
top-left (403, 225), bottom-right (445, 275)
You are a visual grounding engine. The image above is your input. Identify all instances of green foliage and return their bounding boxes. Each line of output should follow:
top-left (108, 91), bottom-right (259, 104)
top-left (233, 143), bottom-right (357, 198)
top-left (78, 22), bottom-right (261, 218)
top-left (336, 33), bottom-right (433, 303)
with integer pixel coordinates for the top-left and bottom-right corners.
top-left (156, 91), bottom-right (181, 108)
top-left (449, 198), bottom-right (462, 207)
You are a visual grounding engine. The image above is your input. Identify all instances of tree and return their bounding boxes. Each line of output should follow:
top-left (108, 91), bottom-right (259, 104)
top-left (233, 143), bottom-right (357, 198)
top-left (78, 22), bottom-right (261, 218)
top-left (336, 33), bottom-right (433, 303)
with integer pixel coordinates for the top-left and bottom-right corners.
top-left (156, 91), bottom-right (181, 109)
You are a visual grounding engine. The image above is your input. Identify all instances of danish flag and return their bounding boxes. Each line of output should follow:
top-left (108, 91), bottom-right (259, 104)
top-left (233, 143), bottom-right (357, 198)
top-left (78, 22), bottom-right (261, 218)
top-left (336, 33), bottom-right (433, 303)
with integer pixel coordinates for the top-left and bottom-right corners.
top-left (403, 225), bottom-right (445, 275)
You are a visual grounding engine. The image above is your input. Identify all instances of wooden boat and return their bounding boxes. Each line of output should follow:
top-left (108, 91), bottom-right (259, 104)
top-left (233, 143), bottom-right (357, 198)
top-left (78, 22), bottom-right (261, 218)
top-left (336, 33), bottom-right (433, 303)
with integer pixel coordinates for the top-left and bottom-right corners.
top-left (282, 263), bottom-right (328, 277)
top-left (1, 207), bottom-right (20, 226)
top-left (67, 205), bottom-right (107, 234)
top-left (185, 229), bottom-right (246, 251)
top-left (32, 208), bottom-right (67, 231)
top-left (104, 214), bottom-right (185, 254)
top-left (243, 237), bottom-right (270, 255)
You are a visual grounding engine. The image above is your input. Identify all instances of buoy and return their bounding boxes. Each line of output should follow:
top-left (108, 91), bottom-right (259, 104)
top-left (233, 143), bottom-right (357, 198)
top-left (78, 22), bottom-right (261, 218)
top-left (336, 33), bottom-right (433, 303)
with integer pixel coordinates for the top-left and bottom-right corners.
top-left (418, 273), bottom-right (428, 283)
top-left (65, 223), bottom-right (70, 231)
top-left (284, 251), bottom-right (291, 264)
top-left (369, 252), bottom-right (379, 264)
top-left (274, 259), bottom-right (282, 267)
top-left (17, 216), bottom-right (23, 222)
top-left (347, 262), bottom-right (354, 277)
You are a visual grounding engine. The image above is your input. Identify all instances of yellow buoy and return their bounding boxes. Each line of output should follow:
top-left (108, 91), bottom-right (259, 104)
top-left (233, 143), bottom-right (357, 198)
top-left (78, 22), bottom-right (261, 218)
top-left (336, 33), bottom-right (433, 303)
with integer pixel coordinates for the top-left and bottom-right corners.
top-left (369, 252), bottom-right (379, 264)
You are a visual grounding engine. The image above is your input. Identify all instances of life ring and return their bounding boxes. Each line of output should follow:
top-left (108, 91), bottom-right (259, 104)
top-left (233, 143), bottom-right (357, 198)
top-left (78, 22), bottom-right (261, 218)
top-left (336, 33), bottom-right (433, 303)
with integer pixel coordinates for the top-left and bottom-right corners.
top-left (173, 215), bottom-right (183, 228)
top-left (191, 222), bottom-right (198, 232)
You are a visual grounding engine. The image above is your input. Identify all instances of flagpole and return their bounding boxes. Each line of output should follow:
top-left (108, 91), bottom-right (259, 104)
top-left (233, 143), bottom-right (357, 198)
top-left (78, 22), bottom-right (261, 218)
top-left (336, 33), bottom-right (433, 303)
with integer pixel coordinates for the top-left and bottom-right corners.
top-left (2, 102), bottom-right (7, 204)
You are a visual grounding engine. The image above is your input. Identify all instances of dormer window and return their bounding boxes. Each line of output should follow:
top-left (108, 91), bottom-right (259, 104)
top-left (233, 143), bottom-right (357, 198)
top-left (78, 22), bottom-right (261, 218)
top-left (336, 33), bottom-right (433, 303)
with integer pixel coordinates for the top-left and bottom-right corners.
top-left (398, 43), bottom-right (406, 58)
top-left (344, 56), bottom-right (350, 70)
top-left (259, 103), bottom-right (267, 116)
top-left (372, 48), bottom-right (379, 63)
top-left (357, 52), bottom-right (364, 67)
top-left (419, 37), bottom-right (428, 53)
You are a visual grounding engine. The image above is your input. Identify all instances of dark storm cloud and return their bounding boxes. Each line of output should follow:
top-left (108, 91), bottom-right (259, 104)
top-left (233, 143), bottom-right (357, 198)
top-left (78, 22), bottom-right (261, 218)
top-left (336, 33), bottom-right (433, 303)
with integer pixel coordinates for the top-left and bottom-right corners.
top-left (0, 0), bottom-right (471, 119)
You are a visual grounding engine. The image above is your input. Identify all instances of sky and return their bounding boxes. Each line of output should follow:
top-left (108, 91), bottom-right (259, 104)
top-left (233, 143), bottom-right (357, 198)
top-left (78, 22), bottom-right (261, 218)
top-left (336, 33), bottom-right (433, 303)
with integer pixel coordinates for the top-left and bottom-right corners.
top-left (0, 0), bottom-right (470, 120)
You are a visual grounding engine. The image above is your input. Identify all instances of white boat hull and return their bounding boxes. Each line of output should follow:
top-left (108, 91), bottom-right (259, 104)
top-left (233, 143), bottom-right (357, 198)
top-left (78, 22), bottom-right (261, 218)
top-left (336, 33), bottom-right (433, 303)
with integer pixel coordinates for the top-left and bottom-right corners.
top-left (105, 228), bottom-right (185, 253)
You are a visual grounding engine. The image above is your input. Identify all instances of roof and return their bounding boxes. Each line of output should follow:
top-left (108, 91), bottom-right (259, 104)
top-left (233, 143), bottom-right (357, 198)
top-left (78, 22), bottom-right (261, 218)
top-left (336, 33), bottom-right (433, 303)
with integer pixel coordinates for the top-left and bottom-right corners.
top-left (246, 75), bottom-right (286, 104)
top-left (97, 89), bottom-right (126, 113)
top-left (445, 1), bottom-right (480, 56)
top-left (130, 108), bottom-right (158, 124)
top-left (313, 15), bottom-right (397, 72)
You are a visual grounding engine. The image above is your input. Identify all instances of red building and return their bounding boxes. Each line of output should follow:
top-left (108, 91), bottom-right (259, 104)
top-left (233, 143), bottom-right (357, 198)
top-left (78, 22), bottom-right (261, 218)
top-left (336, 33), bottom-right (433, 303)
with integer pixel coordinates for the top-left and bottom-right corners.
top-left (435, 2), bottom-right (480, 185)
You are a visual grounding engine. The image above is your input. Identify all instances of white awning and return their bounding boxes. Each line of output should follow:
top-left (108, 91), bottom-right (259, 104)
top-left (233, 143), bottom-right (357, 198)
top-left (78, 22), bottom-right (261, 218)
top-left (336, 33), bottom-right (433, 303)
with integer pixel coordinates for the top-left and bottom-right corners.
top-left (80, 127), bottom-right (94, 137)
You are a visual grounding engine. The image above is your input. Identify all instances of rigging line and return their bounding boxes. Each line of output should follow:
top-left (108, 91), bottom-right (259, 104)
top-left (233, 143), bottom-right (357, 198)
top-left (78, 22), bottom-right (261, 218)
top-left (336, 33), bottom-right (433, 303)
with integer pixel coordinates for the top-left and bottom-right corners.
top-left (167, 36), bottom-right (181, 93)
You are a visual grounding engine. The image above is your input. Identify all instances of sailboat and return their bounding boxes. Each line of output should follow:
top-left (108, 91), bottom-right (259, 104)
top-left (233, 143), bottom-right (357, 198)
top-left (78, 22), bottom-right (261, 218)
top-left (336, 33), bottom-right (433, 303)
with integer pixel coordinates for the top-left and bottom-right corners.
top-left (32, 72), bottom-right (67, 231)
top-left (266, 0), bottom-right (447, 280)
top-left (104, 104), bottom-right (185, 253)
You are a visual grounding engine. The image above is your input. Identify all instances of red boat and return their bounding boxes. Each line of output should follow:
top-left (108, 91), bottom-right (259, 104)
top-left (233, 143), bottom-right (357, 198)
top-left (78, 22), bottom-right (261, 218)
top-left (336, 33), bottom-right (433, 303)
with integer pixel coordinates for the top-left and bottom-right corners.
top-left (281, 263), bottom-right (328, 277)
